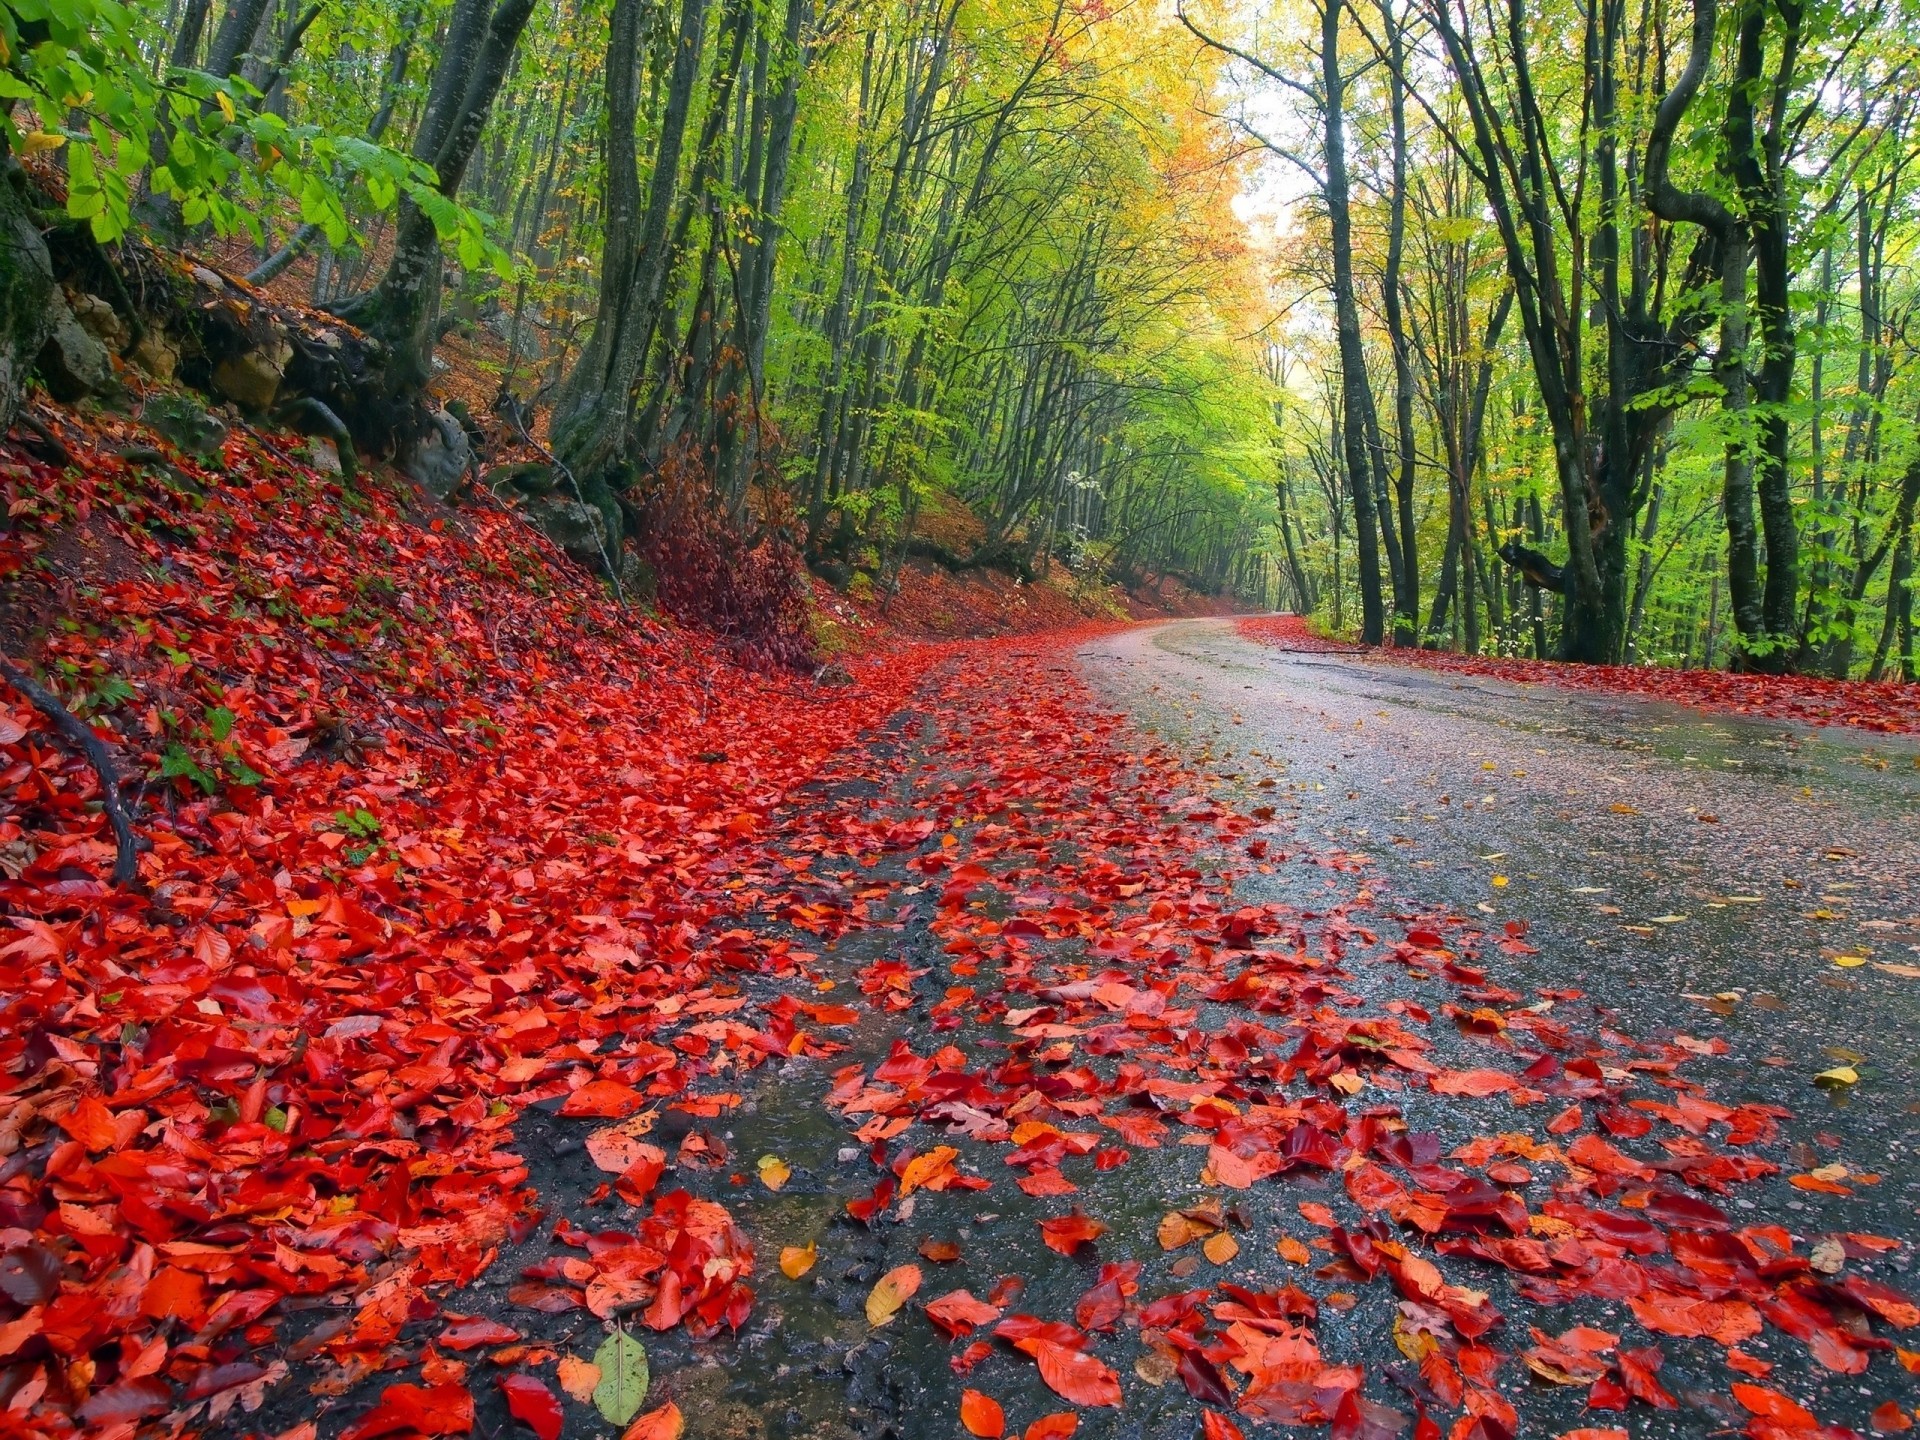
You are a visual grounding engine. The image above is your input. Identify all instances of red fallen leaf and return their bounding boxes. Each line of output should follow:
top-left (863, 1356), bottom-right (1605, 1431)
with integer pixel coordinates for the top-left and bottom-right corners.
top-left (1298, 1202), bottom-right (1338, 1228)
top-left (1555, 1432), bottom-right (1627, 1440)
top-left (1626, 1294), bottom-right (1760, 1345)
top-left (561, 1080), bottom-right (647, 1118)
top-left (1726, 1349), bottom-right (1773, 1378)
top-left (1615, 1346), bottom-right (1675, 1410)
top-left (55, 1095), bottom-right (120, 1152)
top-left (951, 1340), bottom-right (994, 1375)
top-left (1177, 1347), bottom-right (1232, 1406)
top-left (920, 1238), bottom-right (963, 1263)
top-left (508, 1282), bottom-right (584, 1313)
top-left (1202, 1413), bottom-right (1247, 1440)
top-left (1024, 1416), bottom-right (1078, 1440)
top-left (847, 1177), bottom-right (896, 1224)
top-left (498, 1376), bottom-right (563, 1440)
top-left (1547, 1105), bottom-right (1585, 1135)
top-left (1840, 1275), bottom-right (1920, 1329)
top-left (440, 1316), bottom-right (523, 1351)
top-left (997, 1314), bottom-right (1088, 1351)
top-left (1331, 1390), bottom-right (1409, 1439)
top-left (1033, 1339), bottom-right (1122, 1406)
top-left (1039, 1212), bottom-right (1105, 1256)
top-left (1872, 1403), bottom-right (1915, 1434)
top-left (925, 1290), bottom-right (1003, 1338)
top-left (960, 1389), bottom-right (1005, 1438)
top-left (1429, 1068), bottom-right (1516, 1098)
top-left (1731, 1384), bottom-right (1820, 1428)
top-left (343, 1382), bottom-right (476, 1440)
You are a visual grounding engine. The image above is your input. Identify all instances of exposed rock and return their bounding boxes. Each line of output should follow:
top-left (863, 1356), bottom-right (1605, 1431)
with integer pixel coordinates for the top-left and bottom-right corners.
top-left (130, 330), bottom-right (179, 383)
top-left (305, 437), bottom-right (343, 476)
top-left (405, 408), bottom-right (473, 501)
top-left (0, 165), bottom-right (57, 429)
top-left (211, 335), bottom-right (293, 411)
top-left (485, 460), bottom-right (554, 496)
top-left (69, 293), bottom-right (129, 353)
top-left (147, 394), bottom-right (229, 457)
top-left (523, 495), bottom-right (609, 570)
top-left (617, 552), bottom-right (656, 604)
top-left (36, 296), bottom-right (111, 402)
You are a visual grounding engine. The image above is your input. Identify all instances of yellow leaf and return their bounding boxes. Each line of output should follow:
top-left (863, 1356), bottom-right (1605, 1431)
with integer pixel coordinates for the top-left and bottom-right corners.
top-left (1202, 1231), bottom-right (1239, 1265)
top-left (557, 1356), bottom-right (601, 1404)
top-left (1392, 1314), bottom-right (1435, 1362)
top-left (19, 131), bottom-right (64, 154)
top-left (1831, 955), bottom-right (1867, 968)
top-left (1814, 1065), bottom-right (1859, 1087)
top-left (216, 88), bottom-right (236, 122)
top-left (1610, 803), bottom-right (1638, 815)
top-left (757, 1154), bottom-right (791, 1191)
top-left (899, 1145), bottom-right (958, 1196)
top-left (865, 1263), bottom-right (922, 1326)
top-left (779, 1242), bottom-right (817, 1280)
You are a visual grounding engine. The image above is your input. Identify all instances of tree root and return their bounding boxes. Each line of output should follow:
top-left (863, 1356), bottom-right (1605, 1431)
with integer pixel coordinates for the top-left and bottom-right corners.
top-left (0, 656), bottom-right (142, 886)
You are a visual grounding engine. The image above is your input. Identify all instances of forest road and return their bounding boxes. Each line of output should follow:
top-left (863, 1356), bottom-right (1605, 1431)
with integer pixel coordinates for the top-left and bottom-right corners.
top-left (1082, 618), bottom-right (1920, 1222)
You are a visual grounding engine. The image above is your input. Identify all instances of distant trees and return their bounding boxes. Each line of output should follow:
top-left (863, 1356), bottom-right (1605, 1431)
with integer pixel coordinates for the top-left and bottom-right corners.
top-left (1190, 0), bottom-right (1920, 676)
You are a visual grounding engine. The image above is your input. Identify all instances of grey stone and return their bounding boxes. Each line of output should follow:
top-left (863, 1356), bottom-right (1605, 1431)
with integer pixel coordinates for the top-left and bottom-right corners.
top-left (147, 394), bottom-right (229, 456)
top-left (617, 552), bottom-right (656, 604)
top-left (0, 171), bottom-right (57, 429)
top-left (304, 437), bottom-right (343, 475)
top-left (405, 408), bottom-right (473, 500)
top-left (523, 495), bottom-right (609, 569)
top-left (37, 298), bottom-right (111, 401)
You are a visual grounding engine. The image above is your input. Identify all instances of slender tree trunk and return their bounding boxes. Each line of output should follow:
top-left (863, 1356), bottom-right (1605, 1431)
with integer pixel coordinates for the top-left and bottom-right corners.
top-left (1322, 0), bottom-right (1386, 643)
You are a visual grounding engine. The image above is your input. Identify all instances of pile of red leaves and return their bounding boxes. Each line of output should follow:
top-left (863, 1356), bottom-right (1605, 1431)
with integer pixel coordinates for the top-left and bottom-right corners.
top-left (0, 410), bottom-right (939, 1438)
top-left (1236, 615), bottom-right (1920, 735)
top-left (788, 638), bottom-right (1918, 1440)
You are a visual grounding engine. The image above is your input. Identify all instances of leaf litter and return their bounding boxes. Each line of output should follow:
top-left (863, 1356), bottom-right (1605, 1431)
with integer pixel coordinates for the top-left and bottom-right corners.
top-left (0, 417), bottom-right (1914, 1439)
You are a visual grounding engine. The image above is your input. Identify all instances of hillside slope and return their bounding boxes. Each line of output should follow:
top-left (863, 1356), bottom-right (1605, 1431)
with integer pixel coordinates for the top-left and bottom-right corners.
top-left (0, 395), bottom-right (946, 1437)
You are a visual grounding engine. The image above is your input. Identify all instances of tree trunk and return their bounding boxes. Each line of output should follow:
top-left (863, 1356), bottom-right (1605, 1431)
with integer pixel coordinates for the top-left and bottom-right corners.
top-left (1322, 0), bottom-right (1386, 644)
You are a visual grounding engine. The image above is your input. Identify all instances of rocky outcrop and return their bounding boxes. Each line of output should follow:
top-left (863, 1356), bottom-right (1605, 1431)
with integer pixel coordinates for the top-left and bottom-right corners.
top-left (0, 165), bottom-right (58, 427)
top-left (36, 296), bottom-right (111, 402)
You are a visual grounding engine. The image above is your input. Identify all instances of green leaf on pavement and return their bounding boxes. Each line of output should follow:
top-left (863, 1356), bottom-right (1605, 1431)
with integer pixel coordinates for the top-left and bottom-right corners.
top-left (591, 1329), bottom-right (650, 1426)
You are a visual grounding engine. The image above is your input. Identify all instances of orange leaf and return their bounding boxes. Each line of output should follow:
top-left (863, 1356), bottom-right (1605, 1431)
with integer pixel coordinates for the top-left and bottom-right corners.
top-left (621, 1402), bottom-right (684, 1440)
top-left (1024, 1415), bottom-right (1078, 1440)
top-left (779, 1242), bottom-right (817, 1280)
top-left (1034, 1339), bottom-right (1122, 1407)
top-left (866, 1264), bottom-right (923, 1326)
top-left (959, 1389), bottom-right (1005, 1438)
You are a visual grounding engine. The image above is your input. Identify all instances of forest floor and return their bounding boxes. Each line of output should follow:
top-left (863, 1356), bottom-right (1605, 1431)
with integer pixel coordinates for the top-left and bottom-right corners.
top-left (4, 405), bottom-right (1920, 1440)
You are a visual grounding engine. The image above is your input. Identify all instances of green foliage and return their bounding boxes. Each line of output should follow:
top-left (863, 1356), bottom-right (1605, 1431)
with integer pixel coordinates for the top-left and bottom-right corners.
top-left (0, 0), bottom-right (505, 274)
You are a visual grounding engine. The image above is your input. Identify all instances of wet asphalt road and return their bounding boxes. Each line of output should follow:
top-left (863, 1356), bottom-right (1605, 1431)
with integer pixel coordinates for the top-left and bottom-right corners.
top-left (1080, 619), bottom-right (1920, 1240)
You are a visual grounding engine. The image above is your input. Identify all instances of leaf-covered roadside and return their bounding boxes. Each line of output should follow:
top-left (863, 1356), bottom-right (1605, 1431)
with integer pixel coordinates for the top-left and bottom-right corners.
top-left (0, 413), bottom-right (937, 1438)
top-left (744, 639), bottom-right (1920, 1440)
top-left (1235, 616), bottom-right (1920, 736)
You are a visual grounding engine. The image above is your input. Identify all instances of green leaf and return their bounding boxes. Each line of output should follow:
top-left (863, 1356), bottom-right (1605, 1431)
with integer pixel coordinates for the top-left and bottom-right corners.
top-left (590, 1330), bottom-right (649, 1426)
